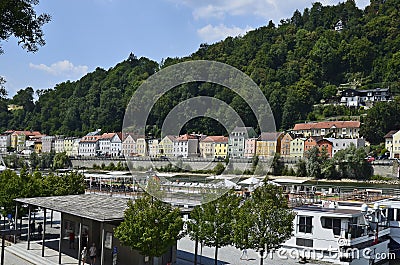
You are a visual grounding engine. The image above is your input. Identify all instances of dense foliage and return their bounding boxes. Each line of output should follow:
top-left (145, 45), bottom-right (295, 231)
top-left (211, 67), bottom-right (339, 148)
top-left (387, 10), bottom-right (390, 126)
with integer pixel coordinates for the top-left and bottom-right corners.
top-left (297, 144), bottom-right (373, 180)
top-left (114, 195), bottom-right (183, 263)
top-left (1, 0), bottom-right (400, 142)
top-left (0, 169), bottom-right (85, 215)
top-left (0, 0), bottom-right (51, 54)
top-left (233, 184), bottom-right (295, 265)
top-left (187, 185), bottom-right (294, 265)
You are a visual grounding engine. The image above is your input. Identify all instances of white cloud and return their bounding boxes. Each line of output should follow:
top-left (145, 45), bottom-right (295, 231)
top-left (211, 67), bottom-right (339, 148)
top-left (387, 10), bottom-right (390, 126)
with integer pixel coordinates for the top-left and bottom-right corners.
top-left (29, 60), bottom-right (88, 78)
top-left (197, 24), bottom-right (253, 43)
top-left (172, 0), bottom-right (370, 21)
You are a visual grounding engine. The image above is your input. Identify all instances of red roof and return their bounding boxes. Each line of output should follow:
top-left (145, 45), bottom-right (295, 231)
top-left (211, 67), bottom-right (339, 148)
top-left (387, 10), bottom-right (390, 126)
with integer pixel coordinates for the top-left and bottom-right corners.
top-left (12, 130), bottom-right (42, 136)
top-left (175, 134), bottom-right (197, 141)
top-left (201, 136), bottom-right (228, 143)
top-left (80, 135), bottom-right (102, 143)
top-left (293, 121), bottom-right (360, 131)
top-left (384, 130), bottom-right (399, 138)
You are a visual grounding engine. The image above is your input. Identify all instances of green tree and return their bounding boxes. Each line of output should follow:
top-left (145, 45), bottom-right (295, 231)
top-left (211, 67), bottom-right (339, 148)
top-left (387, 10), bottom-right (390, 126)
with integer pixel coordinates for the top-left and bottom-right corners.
top-left (189, 191), bottom-right (241, 265)
top-left (334, 144), bottom-right (373, 180)
top-left (53, 152), bottom-right (72, 169)
top-left (270, 153), bottom-right (284, 176)
top-left (29, 152), bottom-right (40, 169)
top-left (233, 183), bottom-right (295, 265)
top-left (305, 146), bottom-right (322, 179)
top-left (213, 162), bottom-right (225, 175)
top-left (295, 159), bottom-right (307, 177)
top-left (0, 0), bottom-right (51, 54)
top-left (114, 196), bottom-right (184, 264)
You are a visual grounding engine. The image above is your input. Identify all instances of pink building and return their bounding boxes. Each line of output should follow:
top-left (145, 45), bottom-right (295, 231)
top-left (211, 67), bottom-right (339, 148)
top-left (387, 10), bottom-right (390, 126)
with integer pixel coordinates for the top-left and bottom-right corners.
top-left (244, 138), bottom-right (257, 158)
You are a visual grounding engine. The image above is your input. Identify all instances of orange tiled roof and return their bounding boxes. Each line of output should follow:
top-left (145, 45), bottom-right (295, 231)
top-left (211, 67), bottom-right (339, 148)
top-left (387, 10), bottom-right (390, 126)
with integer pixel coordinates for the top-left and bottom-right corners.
top-left (175, 134), bottom-right (197, 141)
top-left (80, 135), bottom-right (102, 143)
top-left (201, 136), bottom-right (228, 143)
top-left (293, 121), bottom-right (360, 131)
top-left (12, 130), bottom-right (42, 136)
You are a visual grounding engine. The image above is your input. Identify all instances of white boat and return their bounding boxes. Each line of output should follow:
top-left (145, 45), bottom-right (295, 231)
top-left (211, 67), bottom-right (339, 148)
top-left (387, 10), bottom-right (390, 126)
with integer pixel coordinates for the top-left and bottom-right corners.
top-left (282, 200), bottom-right (392, 264)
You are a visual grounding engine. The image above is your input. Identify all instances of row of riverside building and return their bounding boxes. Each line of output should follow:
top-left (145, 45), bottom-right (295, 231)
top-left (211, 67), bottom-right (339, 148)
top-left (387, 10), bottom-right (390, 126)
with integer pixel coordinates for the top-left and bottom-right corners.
top-left (0, 121), bottom-right (366, 159)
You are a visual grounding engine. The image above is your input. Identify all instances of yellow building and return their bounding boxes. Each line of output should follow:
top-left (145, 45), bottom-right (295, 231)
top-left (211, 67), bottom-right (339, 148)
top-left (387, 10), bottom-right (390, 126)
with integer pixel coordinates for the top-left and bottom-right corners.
top-left (159, 136), bottom-right (176, 157)
top-left (392, 131), bottom-right (400, 159)
top-left (200, 136), bottom-right (228, 159)
top-left (214, 137), bottom-right (228, 159)
top-left (34, 141), bottom-right (42, 154)
top-left (289, 138), bottom-right (306, 158)
top-left (256, 132), bottom-right (283, 158)
top-left (136, 138), bottom-right (147, 157)
top-left (64, 137), bottom-right (78, 157)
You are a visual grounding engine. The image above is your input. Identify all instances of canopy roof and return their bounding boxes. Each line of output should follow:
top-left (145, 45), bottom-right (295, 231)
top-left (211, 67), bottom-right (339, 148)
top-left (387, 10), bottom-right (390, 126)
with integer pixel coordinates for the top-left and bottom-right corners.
top-left (15, 194), bottom-right (130, 222)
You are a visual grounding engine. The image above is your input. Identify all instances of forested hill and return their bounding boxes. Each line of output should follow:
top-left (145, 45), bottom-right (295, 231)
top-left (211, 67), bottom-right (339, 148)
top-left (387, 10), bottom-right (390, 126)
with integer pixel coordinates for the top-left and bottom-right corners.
top-left (1, 0), bottom-right (400, 141)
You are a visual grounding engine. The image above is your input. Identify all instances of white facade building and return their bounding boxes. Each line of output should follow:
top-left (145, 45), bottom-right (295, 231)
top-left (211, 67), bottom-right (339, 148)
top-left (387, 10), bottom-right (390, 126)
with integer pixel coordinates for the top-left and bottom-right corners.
top-left (173, 134), bottom-right (198, 158)
top-left (54, 137), bottom-right (65, 153)
top-left (79, 135), bottom-right (101, 157)
top-left (0, 134), bottom-right (11, 153)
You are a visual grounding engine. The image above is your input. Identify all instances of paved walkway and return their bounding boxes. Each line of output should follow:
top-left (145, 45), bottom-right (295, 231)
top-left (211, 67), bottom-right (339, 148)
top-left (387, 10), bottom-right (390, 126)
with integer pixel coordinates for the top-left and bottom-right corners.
top-left (177, 236), bottom-right (302, 265)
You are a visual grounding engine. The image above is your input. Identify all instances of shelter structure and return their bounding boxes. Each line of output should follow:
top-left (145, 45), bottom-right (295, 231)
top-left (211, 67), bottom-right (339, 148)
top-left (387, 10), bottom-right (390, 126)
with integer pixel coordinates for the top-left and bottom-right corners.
top-left (15, 194), bottom-right (175, 265)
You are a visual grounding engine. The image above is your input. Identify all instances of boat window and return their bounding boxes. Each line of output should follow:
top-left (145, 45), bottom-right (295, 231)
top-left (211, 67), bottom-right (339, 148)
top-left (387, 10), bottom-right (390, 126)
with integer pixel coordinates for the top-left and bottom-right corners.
top-left (298, 216), bottom-right (313, 234)
top-left (321, 217), bottom-right (342, 236)
top-left (296, 238), bottom-right (313, 247)
top-left (387, 209), bottom-right (395, 221)
top-left (397, 209), bottom-right (400, 221)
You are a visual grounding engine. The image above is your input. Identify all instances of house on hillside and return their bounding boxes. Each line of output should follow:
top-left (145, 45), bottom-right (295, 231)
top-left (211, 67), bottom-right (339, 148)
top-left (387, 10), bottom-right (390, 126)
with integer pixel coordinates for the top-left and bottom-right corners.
top-left (317, 138), bottom-right (333, 158)
top-left (340, 88), bottom-right (392, 107)
top-left (292, 121), bottom-right (360, 139)
top-left (384, 130), bottom-right (398, 159)
top-left (334, 19), bottom-right (343, 32)
top-left (391, 131), bottom-right (400, 159)
top-left (280, 133), bottom-right (294, 157)
top-left (0, 134), bottom-right (11, 153)
top-left (290, 138), bottom-right (306, 159)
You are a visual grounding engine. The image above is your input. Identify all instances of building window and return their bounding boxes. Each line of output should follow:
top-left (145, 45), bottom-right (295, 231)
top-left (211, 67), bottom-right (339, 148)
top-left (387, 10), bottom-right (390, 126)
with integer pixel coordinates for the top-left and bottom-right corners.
top-left (296, 238), bottom-right (313, 247)
top-left (298, 216), bottom-right (313, 233)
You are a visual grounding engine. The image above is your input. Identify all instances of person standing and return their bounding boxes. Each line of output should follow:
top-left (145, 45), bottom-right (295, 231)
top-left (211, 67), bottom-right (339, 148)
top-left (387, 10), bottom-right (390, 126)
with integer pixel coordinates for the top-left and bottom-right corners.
top-left (69, 231), bottom-right (75, 249)
top-left (89, 243), bottom-right (97, 265)
top-left (81, 247), bottom-right (88, 265)
top-left (37, 223), bottom-right (43, 238)
top-left (240, 249), bottom-right (248, 260)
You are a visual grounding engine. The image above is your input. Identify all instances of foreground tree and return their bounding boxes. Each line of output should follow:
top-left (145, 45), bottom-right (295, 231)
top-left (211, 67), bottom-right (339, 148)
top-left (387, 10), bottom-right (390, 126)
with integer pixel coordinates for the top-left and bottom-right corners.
top-left (233, 183), bottom-right (295, 265)
top-left (188, 190), bottom-right (241, 265)
top-left (114, 195), bottom-right (184, 264)
top-left (0, 0), bottom-right (51, 54)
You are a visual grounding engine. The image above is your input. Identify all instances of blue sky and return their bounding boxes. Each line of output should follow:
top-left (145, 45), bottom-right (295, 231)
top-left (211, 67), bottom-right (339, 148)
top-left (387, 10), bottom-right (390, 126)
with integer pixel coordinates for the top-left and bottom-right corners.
top-left (0, 0), bottom-right (369, 96)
